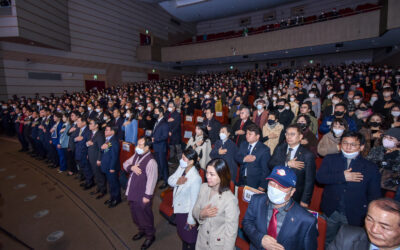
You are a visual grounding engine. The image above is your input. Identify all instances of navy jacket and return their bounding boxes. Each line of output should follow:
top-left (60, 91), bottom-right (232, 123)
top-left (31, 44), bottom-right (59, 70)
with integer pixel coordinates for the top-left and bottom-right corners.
top-left (204, 117), bottom-right (221, 145)
top-left (152, 118), bottom-right (169, 153)
top-left (235, 141), bottom-right (271, 190)
top-left (319, 115), bottom-right (357, 134)
top-left (166, 110), bottom-right (181, 145)
top-left (74, 126), bottom-right (91, 161)
top-left (243, 194), bottom-right (318, 250)
top-left (316, 153), bottom-right (381, 226)
top-left (269, 143), bottom-right (316, 205)
top-left (210, 138), bottom-right (238, 183)
top-left (111, 117), bottom-right (125, 141)
top-left (100, 135), bottom-right (120, 173)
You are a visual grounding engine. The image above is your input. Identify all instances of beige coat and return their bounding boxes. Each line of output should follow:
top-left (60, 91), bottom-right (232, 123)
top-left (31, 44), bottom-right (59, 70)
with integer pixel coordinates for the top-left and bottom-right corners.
top-left (186, 136), bottom-right (212, 170)
top-left (317, 131), bottom-right (340, 156)
top-left (262, 122), bottom-right (284, 154)
top-left (193, 183), bottom-right (239, 250)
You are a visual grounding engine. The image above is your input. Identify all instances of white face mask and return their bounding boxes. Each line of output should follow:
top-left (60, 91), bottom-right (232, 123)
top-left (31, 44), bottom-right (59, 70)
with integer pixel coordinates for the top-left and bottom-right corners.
top-left (125, 105), bottom-right (129, 109)
top-left (88, 107), bottom-right (92, 111)
top-left (370, 97), bottom-right (378, 102)
top-left (95, 109), bottom-right (101, 113)
top-left (103, 116), bottom-right (108, 121)
top-left (332, 128), bottom-right (344, 136)
top-left (353, 99), bottom-right (361, 104)
top-left (272, 97), bottom-right (277, 101)
top-left (391, 111), bottom-right (400, 117)
top-left (309, 93), bottom-right (315, 98)
top-left (290, 98), bottom-right (295, 102)
top-left (219, 133), bottom-right (227, 141)
top-left (332, 99), bottom-right (339, 105)
top-left (138, 107), bottom-right (142, 111)
top-left (125, 113), bottom-right (131, 118)
top-left (146, 107), bottom-right (151, 112)
top-left (267, 185), bottom-right (288, 205)
top-left (341, 149), bottom-right (359, 159)
top-left (168, 107), bottom-right (173, 112)
top-left (135, 147), bottom-right (144, 155)
top-left (179, 158), bottom-right (188, 168)
top-left (155, 101), bottom-right (159, 105)
top-left (257, 104), bottom-right (263, 110)
top-left (383, 138), bottom-right (397, 149)
top-left (204, 95), bottom-right (210, 99)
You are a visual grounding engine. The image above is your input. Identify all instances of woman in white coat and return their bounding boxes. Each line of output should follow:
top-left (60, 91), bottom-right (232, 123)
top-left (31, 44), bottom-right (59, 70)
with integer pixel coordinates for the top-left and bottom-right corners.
top-left (168, 147), bottom-right (202, 249)
top-left (192, 159), bottom-right (239, 250)
top-left (186, 123), bottom-right (211, 170)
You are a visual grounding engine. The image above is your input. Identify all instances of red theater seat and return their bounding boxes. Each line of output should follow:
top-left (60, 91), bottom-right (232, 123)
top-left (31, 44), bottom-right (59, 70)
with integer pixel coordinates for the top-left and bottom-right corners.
top-left (159, 188), bottom-right (175, 224)
top-left (309, 183), bottom-right (324, 212)
top-left (317, 216), bottom-right (327, 250)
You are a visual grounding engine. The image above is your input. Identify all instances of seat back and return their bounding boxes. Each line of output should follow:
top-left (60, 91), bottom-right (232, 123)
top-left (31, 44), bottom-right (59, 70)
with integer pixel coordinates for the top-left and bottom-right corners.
top-left (309, 183), bottom-right (324, 212)
top-left (317, 215), bottom-right (327, 250)
top-left (119, 141), bottom-right (135, 169)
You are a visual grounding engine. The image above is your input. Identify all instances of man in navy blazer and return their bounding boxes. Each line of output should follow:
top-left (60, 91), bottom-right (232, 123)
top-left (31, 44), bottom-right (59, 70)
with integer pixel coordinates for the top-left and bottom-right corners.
top-left (74, 116), bottom-right (94, 189)
top-left (235, 124), bottom-right (270, 191)
top-left (151, 107), bottom-right (169, 189)
top-left (112, 109), bottom-right (125, 141)
top-left (268, 124), bottom-right (316, 207)
top-left (243, 166), bottom-right (318, 250)
top-left (165, 101), bottom-right (182, 163)
top-left (99, 125), bottom-right (121, 208)
top-left (316, 131), bottom-right (381, 246)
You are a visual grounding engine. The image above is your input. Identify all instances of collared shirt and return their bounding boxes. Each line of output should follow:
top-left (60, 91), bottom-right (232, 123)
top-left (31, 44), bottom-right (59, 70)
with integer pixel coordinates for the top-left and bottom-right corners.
top-left (267, 199), bottom-right (293, 235)
top-left (105, 135), bottom-right (113, 142)
top-left (370, 243), bottom-right (400, 250)
top-left (248, 141), bottom-right (257, 155)
top-left (286, 143), bottom-right (300, 161)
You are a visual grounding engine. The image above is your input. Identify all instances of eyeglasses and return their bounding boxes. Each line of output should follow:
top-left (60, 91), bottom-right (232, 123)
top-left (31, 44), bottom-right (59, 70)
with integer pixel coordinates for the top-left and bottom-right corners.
top-left (341, 142), bottom-right (360, 148)
top-left (285, 132), bottom-right (298, 137)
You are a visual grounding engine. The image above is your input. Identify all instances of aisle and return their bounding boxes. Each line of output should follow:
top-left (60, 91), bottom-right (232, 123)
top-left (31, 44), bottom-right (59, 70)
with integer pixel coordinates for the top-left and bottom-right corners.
top-left (0, 137), bottom-right (179, 250)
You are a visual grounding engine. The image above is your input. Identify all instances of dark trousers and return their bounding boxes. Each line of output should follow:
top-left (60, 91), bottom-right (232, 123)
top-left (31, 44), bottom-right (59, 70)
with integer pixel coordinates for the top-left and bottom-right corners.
top-left (49, 143), bottom-right (59, 165)
top-left (77, 158), bottom-right (94, 185)
top-left (89, 160), bottom-right (107, 193)
top-left (105, 171), bottom-right (121, 201)
top-left (66, 149), bottom-right (77, 173)
top-left (17, 131), bottom-right (28, 150)
top-left (129, 200), bottom-right (155, 239)
top-left (38, 140), bottom-right (47, 158)
top-left (154, 151), bottom-right (168, 183)
top-left (57, 147), bottom-right (67, 171)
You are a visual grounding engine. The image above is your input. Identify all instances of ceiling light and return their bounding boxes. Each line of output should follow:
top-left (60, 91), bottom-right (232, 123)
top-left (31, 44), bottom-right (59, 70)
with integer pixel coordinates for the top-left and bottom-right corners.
top-left (175, 0), bottom-right (208, 7)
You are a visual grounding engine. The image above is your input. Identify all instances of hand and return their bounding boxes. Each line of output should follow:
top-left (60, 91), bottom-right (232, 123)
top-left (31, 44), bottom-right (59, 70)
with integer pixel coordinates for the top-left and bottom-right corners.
top-left (109, 169), bottom-right (115, 173)
top-left (57, 144), bottom-right (61, 149)
top-left (131, 164), bottom-right (142, 175)
top-left (187, 223), bottom-right (196, 230)
top-left (138, 116), bottom-right (143, 120)
top-left (152, 138), bottom-right (154, 142)
top-left (123, 121), bottom-right (131, 127)
top-left (269, 133), bottom-right (278, 139)
top-left (288, 157), bottom-right (305, 170)
top-left (384, 102), bottom-right (395, 109)
top-left (261, 235), bottom-right (285, 250)
top-left (207, 126), bottom-right (211, 131)
top-left (300, 138), bottom-right (308, 145)
top-left (244, 155), bottom-right (256, 163)
top-left (50, 128), bottom-right (55, 133)
top-left (218, 148), bottom-right (227, 155)
top-left (96, 160), bottom-right (101, 166)
top-left (101, 143), bottom-right (108, 150)
top-left (344, 168), bottom-right (364, 182)
top-left (69, 127), bottom-right (76, 132)
top-left (196, 140), bottom-right (203, 147)
top-left (236, 110), bottom-right (240, 115)
top-left (200, 204), bottom-right (218, 219)
top-left (177, 176), bottom-right (187, 185)
top-left (146, 116), bottom-right (151, 120)
top-left (75, 136), bottom-right (83, 142)
top-left (49, 141), bottom-right (52, 144)
top-left (168, 118), bottom-right (174, 122)
top-left (372, 131), bottom-right (382, 139)
top-left (60, 128), bottom-right (65, 133)
top-left (258, 187), bottom-right (265, 192)
top-left (169, 132), bottom-right (172, 136)
top-left (235, 129), bottom-right (245, 135)
top-left (300, 202), bottom-right (309, 208)
top-left (87, 140), bottom-right (93, 146)
top-left (142, 197), bottom-right (150, 204)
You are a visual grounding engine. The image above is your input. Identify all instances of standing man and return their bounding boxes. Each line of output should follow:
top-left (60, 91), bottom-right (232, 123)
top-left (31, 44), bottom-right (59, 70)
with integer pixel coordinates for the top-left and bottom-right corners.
top-left (123, 137), bottom-right (158, 250)
top-left (87, 119), bottom-right (106, 199)
top-left (316, 131), bottom-right (381, 246)
top-left (231, 107), bottom-right (254, 146)
top-left (67, 111), bottom-right (79, 176)
top-left (166, 101), bottom-right (182, 164)
top-left (268, 124), bottom-right (316, 208)
top-left (151, 107), bottom-right (169, 189)
top-left (243, 166), bottom-right (318, 250)
top-left (235, 124), bottom-right (271, 191)
top-left (74, 117), bottom-right (94, 189)
top-left (99, 125), bottom-right (121, 208)
top-left (204, 108), bottom-right (221, 145)
top-left (112, 109), bottom-right (125, 141)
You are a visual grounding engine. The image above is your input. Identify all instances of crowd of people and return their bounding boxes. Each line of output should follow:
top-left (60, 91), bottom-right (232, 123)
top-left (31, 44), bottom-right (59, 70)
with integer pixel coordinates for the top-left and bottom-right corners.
top-left (1, 63), bottom-right (400, 249)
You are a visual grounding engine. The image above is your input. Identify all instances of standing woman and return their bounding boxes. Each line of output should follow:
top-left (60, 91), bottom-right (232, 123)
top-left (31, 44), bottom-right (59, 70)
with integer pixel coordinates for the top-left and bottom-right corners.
top-left (58, 113), bottom-right (71, 173)
top-left (192, 159), bottom-right (239, 250)
top-left (168, 148), bottom-right (202, 250)
top-left (186, 123), bottom-right (211, 170)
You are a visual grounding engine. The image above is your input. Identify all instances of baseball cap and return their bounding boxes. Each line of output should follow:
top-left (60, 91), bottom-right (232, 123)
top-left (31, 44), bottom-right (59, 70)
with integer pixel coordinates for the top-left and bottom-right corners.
top-left (266, 166), bottom-right (297, 188)
top-left (384, 128), bottom-right (400, 141)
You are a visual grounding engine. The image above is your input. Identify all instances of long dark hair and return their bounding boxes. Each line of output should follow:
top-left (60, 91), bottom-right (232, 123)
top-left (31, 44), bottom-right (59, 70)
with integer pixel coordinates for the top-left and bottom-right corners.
top-left (192, 122), bottom-right (209, 144)
top-left (206, 158), bottom-right (231, 194)
top-left (183, 147), bottom-right (200, 170)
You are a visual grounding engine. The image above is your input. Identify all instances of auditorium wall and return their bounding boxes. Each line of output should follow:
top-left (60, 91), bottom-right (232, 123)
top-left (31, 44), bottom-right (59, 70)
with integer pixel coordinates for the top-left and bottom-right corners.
top-left (0, 0), bottom-right (196, 100)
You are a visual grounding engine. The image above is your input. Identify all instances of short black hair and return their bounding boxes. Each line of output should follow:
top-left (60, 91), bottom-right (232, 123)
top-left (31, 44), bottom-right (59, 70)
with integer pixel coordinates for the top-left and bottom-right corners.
top-left (246, 124), bottom-right (261, 136)
top-left (340, 131), bottom-right (365, 145)
top-left (286, 124), bottom-right (303, 135)
top-left (138, 136), bottom-right (152, 148)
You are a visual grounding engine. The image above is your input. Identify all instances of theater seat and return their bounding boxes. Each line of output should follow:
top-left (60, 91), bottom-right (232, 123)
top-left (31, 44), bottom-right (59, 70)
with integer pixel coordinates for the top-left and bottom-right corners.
top-left (309, 183), bottom-right (324, 212)
top-left (119, 141), bottom-right (135, 170)
top-left (199, 168), bottom-right (205, 182)
top-left (315, 157), bottom-right (323, 170)
top-left (385, 190), bottom-right (396, 199)
top-left (159, 188), bottom-right (175, 224)
top-left (138, 128), bottom-right (145, 139)
top-left (317, 215), bottom-right (327, 250)
top-left (236, 186), bottom-right (250, 249)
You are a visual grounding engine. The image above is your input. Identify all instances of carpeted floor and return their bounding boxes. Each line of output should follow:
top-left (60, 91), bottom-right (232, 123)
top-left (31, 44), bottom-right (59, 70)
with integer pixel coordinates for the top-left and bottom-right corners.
top-left (0, 137), bottom-right (181, 250)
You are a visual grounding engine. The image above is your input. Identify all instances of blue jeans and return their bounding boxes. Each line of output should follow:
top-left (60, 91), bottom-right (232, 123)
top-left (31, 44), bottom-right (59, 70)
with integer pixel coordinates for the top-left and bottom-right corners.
top-left (324, 210), bottom-right (348, 247)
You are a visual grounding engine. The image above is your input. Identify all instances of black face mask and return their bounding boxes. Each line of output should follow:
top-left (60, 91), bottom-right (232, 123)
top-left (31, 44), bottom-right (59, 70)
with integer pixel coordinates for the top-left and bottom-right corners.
top-left (369, 121), bottom-right (381, 127)
top-left (276, 105), bottom-right (284, 110)
top-left (267, 119), bottom-right (275, 125)
top-left (359, 107), bottom-right (368, 111)
top-left (153, 113), bottom-right (159, 119)
top-left (334, 111), bottom-right (344, 117)
top-left (297, 123), bottom-right (307, 131)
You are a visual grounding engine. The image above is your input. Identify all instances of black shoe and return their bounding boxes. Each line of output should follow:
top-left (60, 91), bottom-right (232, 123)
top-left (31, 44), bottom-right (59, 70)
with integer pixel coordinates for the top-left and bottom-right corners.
top-left (159, 183), bottom-right (168, 189)
top-left (79, 182), bottom-right (86, 187)
top-left (104, 199), bottom-right (113, 205)
top-left (83, 183), bottom-right (95, 190)
top-left (96, 193), bottom-right (106, 199)
top-left (141, 237), bottom-right (155, 250)
top-left (108, 199), bottom-right (121, 208)
top-left (132, 232), bottom-right (145, 241)
top-left (18, 149), bottom-right (24, 152)
top-left (90, 190), bottom-right (100, 195)
top-left (79, 176), bottom-right (85, 182)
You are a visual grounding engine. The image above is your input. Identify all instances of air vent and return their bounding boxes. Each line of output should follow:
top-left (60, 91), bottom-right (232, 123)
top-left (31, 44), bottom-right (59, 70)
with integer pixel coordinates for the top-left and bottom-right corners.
top-left (28, 72), bottom-right (62, 80)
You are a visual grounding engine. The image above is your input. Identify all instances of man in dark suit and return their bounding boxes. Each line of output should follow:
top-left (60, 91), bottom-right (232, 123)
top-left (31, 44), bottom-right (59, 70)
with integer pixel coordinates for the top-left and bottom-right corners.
top-left (268, 124), bottom-right (316, 208)
top-left (151, 107), bottom-right (169, 189)
top-left (112, 108), bottom-right (124, 141)
top-left (99, 125), bottom-right (121, 208)
top-left (328, 198), bottom-right (400, 250)
top-left (165, 101), bottom-right (182, 164)
top-left (87, 103), bottom-right (97, 120)
top-left (243, 166), bottom-right (318, 250)
top-left (74, 116), bottom-right (95, 189)
top-left (235, 124), bottom-right (270, 191)
top-left (276, 99), bottom-right (294, 129)
top-left (66, 111), bottom-right (79, 176)
top-left (316, 131), bottom-right (381, 246)
top-left (228, 95), bottom-right (244, 126)
top-left (231, 107), bottom-right (254, 146)
top-left (204, 108), bottom-right (221, 145)
top-left (87, 119), bottom-right (106, 199)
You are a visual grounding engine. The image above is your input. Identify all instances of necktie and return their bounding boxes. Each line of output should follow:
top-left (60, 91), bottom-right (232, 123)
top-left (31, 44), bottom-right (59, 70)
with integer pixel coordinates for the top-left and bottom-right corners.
top-left (285, 148), bottom-right (293, 165)
top-left (267, 208), bottom-right (279, 239)
top-left (91, 132), bottom-right (94, 140)
top-left (247, 144), bottom-right (253, 155)
top-left (79, 128), bottom-right (83, 137)
top-left (236, 120), bottom-right (245, 145)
